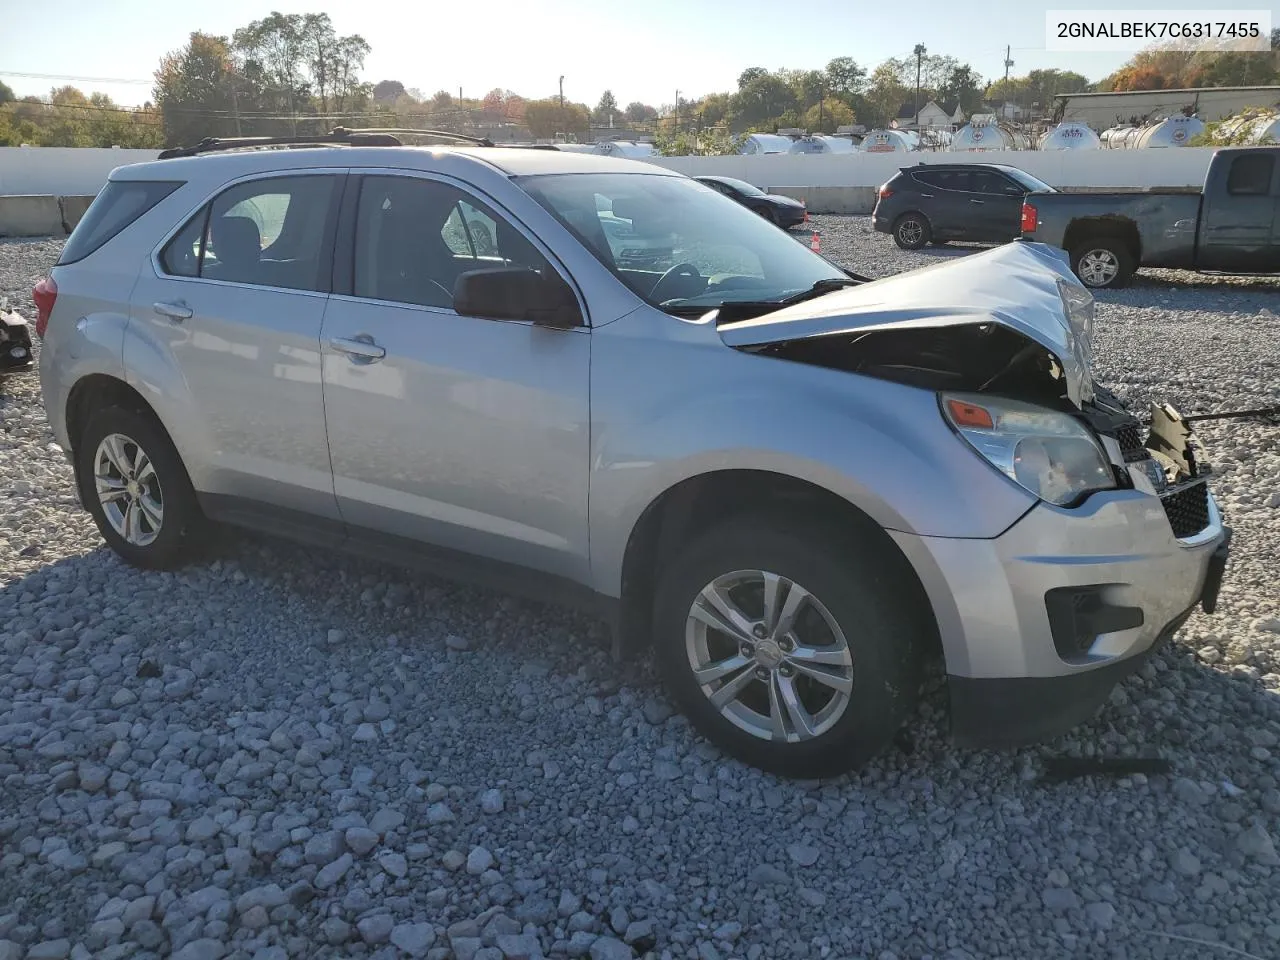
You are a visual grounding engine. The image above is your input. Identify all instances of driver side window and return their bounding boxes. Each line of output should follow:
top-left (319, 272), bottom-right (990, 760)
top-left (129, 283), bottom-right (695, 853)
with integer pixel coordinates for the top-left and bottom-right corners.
top-left (354, 176), bottom-right (553, 310)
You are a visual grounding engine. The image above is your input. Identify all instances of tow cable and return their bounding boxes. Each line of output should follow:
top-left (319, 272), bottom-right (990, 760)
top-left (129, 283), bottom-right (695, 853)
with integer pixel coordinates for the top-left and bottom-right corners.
top-left (1181, 405), bottom-right (1280, 425)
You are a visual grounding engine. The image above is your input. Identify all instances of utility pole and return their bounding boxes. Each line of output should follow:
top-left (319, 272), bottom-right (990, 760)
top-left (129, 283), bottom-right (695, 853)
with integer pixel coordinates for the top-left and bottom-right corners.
top-left (913, 44), bottom-right (926, 130)
top-left (559, 76), bottom-right (565, 110)
top-left (819, 81), bottom-right (824, 129)
top-left (674, 89), bottom-right (680, 133)
top-left (1002, 46), bottom-right (1014, 122)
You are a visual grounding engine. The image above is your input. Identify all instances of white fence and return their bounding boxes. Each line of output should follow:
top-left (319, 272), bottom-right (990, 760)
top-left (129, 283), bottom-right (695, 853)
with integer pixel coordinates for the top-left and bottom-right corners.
top-left (0, 147), bottom-right (160, 197)
top-left (648, 146), bottom-right (1217, 189)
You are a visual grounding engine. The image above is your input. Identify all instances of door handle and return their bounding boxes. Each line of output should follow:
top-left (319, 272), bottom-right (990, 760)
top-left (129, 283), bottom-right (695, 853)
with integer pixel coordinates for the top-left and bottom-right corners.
top-left (919, 193), bottom-right (935, 198)
top-left (153, 301), bottom-right (192, 321)
top-left (328, 335), bottom-right (386, 363)
top-left (969, 199), bottom-right (985, 205)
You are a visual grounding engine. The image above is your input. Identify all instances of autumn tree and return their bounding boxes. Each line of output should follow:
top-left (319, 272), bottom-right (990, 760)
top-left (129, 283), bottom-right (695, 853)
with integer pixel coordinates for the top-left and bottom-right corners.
top-left (153, 32), bottom-right (241, 144)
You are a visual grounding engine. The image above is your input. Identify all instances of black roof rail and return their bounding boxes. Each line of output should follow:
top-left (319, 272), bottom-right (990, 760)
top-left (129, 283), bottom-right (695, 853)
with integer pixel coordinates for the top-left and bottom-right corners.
top-left (156, 125), bottom-right (507, 159)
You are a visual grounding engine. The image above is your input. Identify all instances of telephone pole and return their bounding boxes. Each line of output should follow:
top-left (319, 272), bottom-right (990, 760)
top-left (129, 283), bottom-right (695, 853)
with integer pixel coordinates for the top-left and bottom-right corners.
top-left (674, 89), bottom-right (680, 133)
top-left (558, 76), bottom-right (565, 110)
top-left (913, 44), bottom-right (926, 129)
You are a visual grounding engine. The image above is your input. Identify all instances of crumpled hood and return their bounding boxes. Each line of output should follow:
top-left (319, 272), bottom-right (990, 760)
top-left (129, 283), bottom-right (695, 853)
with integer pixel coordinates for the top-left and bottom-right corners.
top-left (718, 241), bottom-right (1096, 407)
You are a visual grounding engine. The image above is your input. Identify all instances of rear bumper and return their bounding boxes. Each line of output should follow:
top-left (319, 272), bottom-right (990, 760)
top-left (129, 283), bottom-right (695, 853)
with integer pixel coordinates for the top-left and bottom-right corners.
top-left (872, 213), bottom-right (891, 234)
top-left (891, 487), bottom-right (1228, 746)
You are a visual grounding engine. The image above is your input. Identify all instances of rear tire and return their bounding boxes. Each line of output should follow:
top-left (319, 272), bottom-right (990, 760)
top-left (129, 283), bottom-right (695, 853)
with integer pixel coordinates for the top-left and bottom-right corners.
top-left (893, 213), bottom-right (931, 250)
top-left (76, 406), bottom-right (203, 570)
top-left (652, 515), bottom-right (922, 778)
top-left (1070, 238), bottom-right (1135, 289)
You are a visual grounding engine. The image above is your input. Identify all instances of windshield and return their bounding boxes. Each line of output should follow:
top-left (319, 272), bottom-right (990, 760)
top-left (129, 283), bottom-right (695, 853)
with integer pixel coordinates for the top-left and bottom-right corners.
top-left (714, 177), bottom-right (767, 198)
top-left (517, 173), bottom-right (844, 313)
top-left (1003, 167), bottom-right (1056, 193)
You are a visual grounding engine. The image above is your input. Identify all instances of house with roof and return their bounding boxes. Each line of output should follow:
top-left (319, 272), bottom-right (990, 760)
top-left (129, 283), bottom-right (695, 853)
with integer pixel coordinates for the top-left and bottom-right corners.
top-left (892, 99), bottom-right (965, 130)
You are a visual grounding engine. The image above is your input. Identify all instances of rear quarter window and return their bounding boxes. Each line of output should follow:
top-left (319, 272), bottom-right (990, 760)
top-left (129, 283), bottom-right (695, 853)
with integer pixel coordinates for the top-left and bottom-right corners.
top-left (57, 180), bottom-right (183, 265)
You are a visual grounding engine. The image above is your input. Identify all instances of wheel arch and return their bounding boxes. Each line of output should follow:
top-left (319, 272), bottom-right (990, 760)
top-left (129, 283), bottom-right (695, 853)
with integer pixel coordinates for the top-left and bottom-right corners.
top-left (1062, 216), bottom-right (1141, 263)
top-left (616, 469), bottom-right (941, 660)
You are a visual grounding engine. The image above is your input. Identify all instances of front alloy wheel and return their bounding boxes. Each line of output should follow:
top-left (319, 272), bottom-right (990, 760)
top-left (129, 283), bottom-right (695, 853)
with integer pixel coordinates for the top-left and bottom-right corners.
top-left (94, 433), bottom-right (164, 546)
top-left (686, 570), bottom-right (854, 743)
top-left (653, 515), bottom-right (922, 778)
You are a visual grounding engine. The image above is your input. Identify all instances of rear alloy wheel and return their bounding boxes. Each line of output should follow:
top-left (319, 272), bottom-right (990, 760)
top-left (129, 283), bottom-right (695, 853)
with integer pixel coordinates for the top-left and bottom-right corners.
top-left (893, 213), bottom-right (931, 250)
top-left (1071, 239), bottom-right (1135, 289)
top-left (653, 516), bottom-right (922, 778)
top-left (77, 406), bottom-right (202, 570)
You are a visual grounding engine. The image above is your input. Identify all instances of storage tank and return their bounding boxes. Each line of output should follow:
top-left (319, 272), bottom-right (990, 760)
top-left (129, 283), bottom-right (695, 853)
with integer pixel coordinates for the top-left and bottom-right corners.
top-left (1247, 113), bottom-right (1280, 144)
top-left (949, 122), bottom-right (1017, 151)
top-left (1040, 121), bottom-right (1101, 150)
top-left (1133, 115), bottom-right (1205, 148)
top-left (858, 129), bottom-right (915, 153)
top-left (738, 133), bottom-right (795, 155)
top-left (591, 139), bottom-right (656, 158)
top-left (787, 135), bottom-right (857, 154)
top-left (1100, 125), bottom-right (1132, 148)
top-left (916, 129), bottom-right (953, 151)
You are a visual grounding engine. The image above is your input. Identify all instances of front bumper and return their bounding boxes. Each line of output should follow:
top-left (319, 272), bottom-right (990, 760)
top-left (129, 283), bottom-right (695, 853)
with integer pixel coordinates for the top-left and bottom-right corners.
top-left (892, 485), bottom-right (1228, 746)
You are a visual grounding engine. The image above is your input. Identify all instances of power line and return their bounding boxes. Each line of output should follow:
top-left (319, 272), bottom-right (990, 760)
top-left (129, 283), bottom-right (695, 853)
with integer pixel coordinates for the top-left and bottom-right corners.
top-left (0, 70), bottom-right (153, 85)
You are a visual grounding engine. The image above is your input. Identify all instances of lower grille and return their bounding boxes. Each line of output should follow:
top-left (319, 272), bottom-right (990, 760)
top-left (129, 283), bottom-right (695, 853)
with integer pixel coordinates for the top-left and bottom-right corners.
top-left (1160, 482), bottom-right (1210, 539)
top-left (1115, 423), bottom-right (1148, 463)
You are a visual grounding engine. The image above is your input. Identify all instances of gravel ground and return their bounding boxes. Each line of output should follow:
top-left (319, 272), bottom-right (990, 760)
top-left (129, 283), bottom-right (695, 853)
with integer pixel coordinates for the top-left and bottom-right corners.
top-left (1, 224), bottom-right (1278, 960)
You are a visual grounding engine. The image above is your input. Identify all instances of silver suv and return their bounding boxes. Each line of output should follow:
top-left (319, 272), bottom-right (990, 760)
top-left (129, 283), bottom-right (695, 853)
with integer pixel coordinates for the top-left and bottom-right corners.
top-left (34, 135), bottom-right (1229, 777)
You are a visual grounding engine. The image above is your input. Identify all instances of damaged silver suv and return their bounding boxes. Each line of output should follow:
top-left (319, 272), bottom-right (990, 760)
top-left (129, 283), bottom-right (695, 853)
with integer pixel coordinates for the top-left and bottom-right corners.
top-left (35, 133), bottom-right (1229, 777)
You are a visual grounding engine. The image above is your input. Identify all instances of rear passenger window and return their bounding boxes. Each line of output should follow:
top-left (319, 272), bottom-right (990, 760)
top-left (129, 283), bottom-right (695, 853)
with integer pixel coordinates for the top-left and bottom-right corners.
top-left (1227, 154), bottom-right (1274, 196)
top-left (354, 176), bottom-right (553, 310)
top-left (914, 169), bottom-right (968, 191)
top-left (58, 180), bottom-right (182, 265)
top-left (970, 171), bottom-right (1023, 195)
top-left (158, 176), bottom-right (338, 291)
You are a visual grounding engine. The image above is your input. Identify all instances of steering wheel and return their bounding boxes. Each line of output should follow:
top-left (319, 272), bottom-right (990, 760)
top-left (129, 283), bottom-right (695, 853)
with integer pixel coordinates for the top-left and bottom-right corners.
top-left (650, 262), bottom-right (703, 303)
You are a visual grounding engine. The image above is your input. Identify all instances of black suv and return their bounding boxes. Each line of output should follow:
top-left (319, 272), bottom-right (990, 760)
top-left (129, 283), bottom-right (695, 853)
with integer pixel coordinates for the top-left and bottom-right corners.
top-left (873, 163), bottom-right (1056, 249)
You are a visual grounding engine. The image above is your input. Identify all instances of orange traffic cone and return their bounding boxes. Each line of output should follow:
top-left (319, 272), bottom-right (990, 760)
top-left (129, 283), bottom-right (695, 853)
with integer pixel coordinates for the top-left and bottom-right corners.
top-left (809, 231), bottom-right (820, 252)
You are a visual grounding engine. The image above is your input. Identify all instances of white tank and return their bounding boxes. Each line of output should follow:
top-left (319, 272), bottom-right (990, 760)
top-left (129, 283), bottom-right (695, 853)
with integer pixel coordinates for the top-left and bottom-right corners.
top-left (591, 140), bottom-right (655, 158)
top-left (1100, 125), bottom-right (1131, 148)
top-left (787, 135), bottom-right (857, 154)
top-left (1133, 116), bottom-right (1205, 148)
top-left (858, 129), bottom-right (915, 153)
top-left (1039, 121), bottom-right (1101, 150)
top-left (949, 122), bottom-right (1016, 151)
top-left (916, 129), bottom-right (953, 150)
top-left (1247, 114), bottom-right (1280, 144)
top-left (738, 133), bottom-right (795, 155)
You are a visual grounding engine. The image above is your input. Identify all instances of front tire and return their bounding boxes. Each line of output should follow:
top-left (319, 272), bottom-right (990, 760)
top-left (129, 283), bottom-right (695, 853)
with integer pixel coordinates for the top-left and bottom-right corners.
top-left (893, 213), bottom-right (931, 250)
top-left (652, 516), bottom-right (922, 778)
top-left (1070, 239), bottom-right (1135, 289)
top-left (76, 406), bottom-right (202, 570)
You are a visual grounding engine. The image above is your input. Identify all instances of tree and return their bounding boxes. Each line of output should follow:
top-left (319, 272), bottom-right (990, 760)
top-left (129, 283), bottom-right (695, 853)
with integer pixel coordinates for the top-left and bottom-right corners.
top-left (524, 98), bottom-right (589, 139)
top-left (825, 57), bottom-right (867, 98)
top-left (624, 101), bottom-right (656, 123)
top-left (594, 89), bottom-right (617, 125)
top-left (0, 81), bottom-right (14, 105)
top-left (153, 31), bottom-right (242, 145)
top-left (233, 12), bottom-right (307, 129)
top-left (802, 99), bottom-right (855, 133)
top-left (737, 67), bottom-right (769, 88)
top-left (937, 64), bottom-right (984, 114)
top-left (431, 90), bottom-right (454, 109)
top-left (862, 61), bottom-right (909, 128)
top-left (372, 80), bottom-right (406, 102)
top-left (732, 70), bottom-right (798, 128)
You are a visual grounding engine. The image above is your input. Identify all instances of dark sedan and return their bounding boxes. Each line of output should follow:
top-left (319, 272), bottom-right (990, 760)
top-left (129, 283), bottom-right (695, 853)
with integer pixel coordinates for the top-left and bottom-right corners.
top-left (695, 175), bottom-right (808, 228)
top-left (872, 163), bottom-right (1057, 249)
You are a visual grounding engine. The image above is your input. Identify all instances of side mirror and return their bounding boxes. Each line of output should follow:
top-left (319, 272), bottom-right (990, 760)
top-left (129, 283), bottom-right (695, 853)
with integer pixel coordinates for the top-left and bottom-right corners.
top-left (453, 267), bottom-right (582, 329)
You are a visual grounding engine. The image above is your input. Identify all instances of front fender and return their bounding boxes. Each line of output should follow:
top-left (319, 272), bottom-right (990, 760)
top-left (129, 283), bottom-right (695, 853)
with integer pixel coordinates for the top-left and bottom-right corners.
top-left (587, 325), bottom-right (1036, 596)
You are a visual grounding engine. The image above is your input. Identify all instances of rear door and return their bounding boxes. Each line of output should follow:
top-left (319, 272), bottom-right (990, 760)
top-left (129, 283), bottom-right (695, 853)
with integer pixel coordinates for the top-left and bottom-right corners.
top-left (130, 171), bottom-right (344, 521)
top-left (910, 169), bottom-right (968, 238)
top-left (967, 169), bottom-right (1026, 241)
top-left (1198, 152), bottom-right (1278, 273)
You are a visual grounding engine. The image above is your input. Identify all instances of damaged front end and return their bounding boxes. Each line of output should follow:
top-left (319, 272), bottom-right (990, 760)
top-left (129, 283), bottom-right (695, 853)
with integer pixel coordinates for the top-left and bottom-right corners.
top-left (0, 310), bottom-right (34, 374)
top-left (716, 241), bottom-right (1218, 546)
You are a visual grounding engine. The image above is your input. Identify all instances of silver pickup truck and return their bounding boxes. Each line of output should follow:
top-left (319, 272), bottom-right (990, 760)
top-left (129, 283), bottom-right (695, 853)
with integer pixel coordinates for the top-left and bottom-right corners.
top-left (1022, 146), bottom-right (1280, 288)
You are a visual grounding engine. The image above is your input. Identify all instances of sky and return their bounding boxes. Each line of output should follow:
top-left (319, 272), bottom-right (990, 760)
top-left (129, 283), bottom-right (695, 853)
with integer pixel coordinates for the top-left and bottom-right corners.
top-left (0, 0), bottom-right (1267, 110)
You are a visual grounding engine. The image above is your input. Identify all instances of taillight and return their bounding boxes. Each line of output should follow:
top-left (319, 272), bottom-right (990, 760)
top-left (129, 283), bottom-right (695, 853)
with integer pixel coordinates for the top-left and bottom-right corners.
top-left (32, 276), bottom-right (57, 338)
top-left (1021, 201), bottom-right (1037, 234)
top-left (878, 185), bottom-right (894, 199)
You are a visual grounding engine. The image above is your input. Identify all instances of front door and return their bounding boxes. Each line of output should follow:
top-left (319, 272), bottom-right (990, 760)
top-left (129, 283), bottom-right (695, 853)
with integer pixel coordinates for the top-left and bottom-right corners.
top-left (319, 173), bottom-right (592, 582)
top-left (129, 171), bottom-right (344, 520)
top-left (1199, 152), bottom-right (1278, 273)
top-left (966, 169), bottom-right (1025, 241)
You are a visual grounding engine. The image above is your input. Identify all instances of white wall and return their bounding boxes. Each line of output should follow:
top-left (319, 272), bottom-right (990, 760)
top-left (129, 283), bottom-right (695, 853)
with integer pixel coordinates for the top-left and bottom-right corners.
top-left (0, 144), bottom-right (1219, 198)
top-left (647, 146), bottom-right (1217, 190)
top-left (0, 146), bottom-right (160, 197)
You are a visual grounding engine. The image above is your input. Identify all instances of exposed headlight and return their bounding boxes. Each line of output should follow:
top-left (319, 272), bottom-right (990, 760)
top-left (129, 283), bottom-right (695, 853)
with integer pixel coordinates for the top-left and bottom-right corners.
top-left (941, 392), bottom-right (1116, 506)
